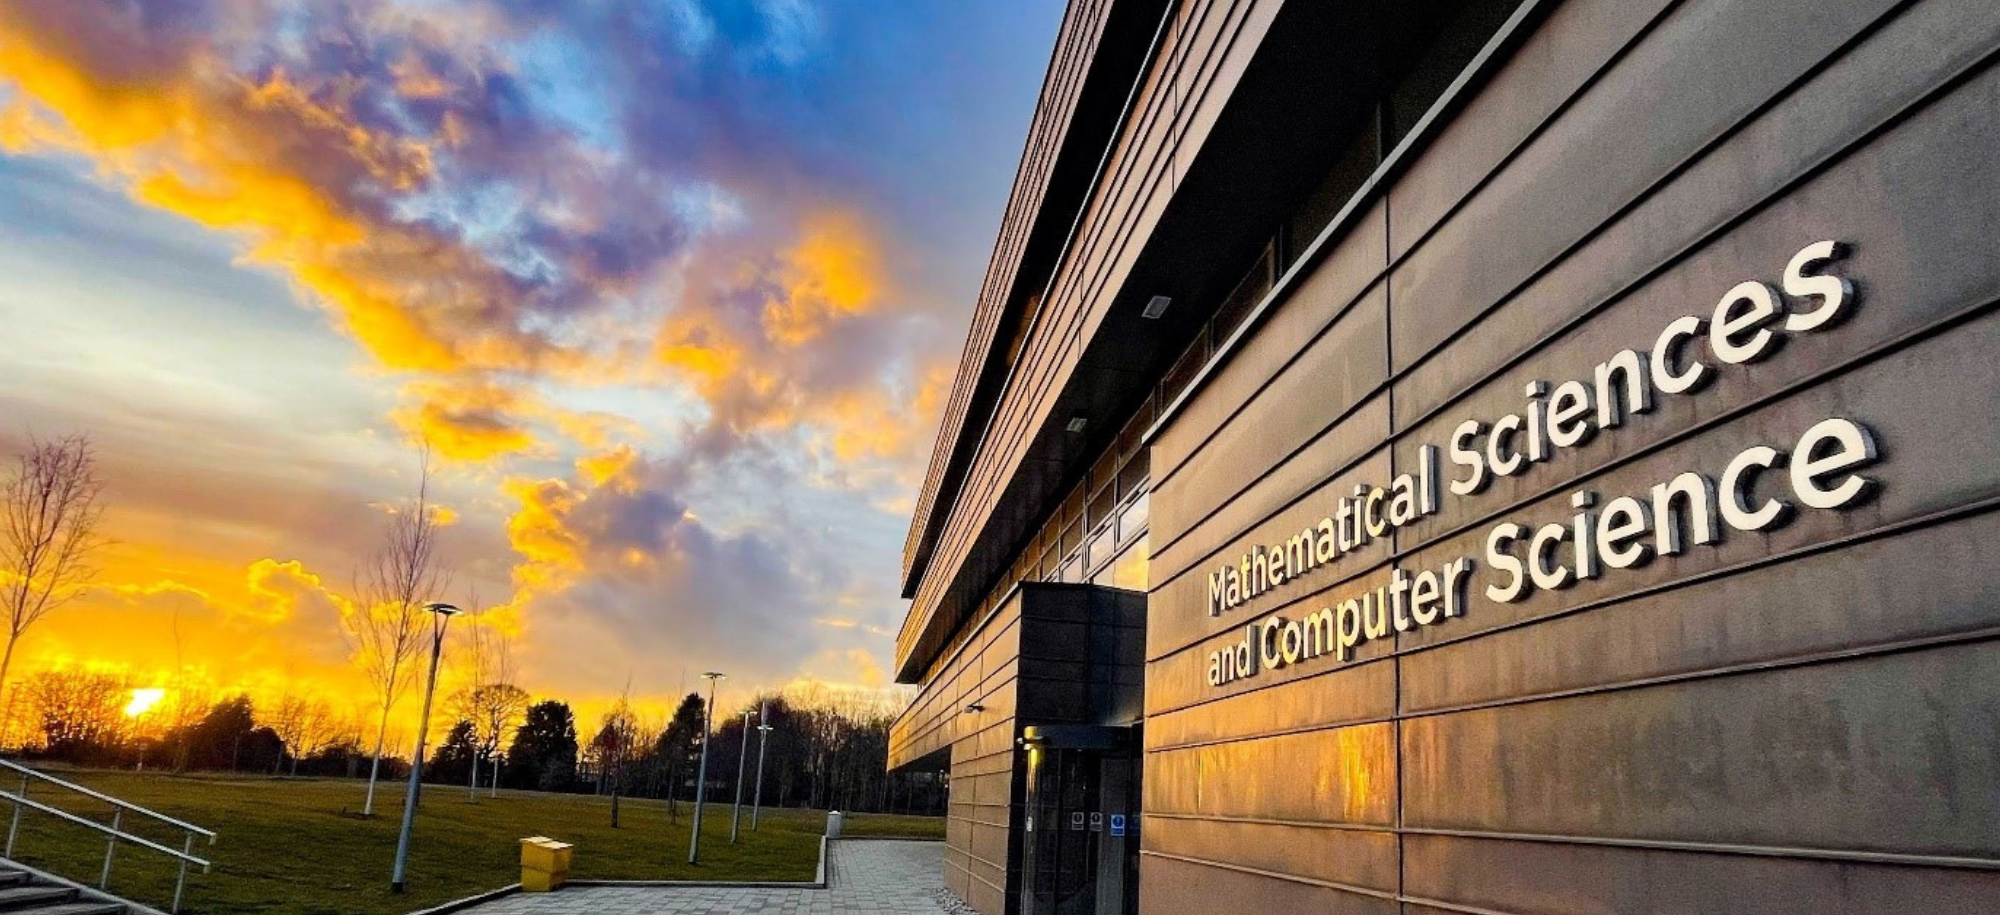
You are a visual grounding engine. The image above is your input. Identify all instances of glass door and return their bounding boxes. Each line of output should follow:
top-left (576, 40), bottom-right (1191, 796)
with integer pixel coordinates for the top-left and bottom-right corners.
top-left (1020, 742), bottom-right (1139, 915)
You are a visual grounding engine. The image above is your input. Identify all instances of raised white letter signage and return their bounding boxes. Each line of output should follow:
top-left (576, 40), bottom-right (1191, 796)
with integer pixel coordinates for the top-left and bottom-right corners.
top-left (1207, 240), bottom-right (1877, 687)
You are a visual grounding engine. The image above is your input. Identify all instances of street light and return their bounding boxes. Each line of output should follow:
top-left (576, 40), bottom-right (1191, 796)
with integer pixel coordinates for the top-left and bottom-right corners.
top-left (730, 709), bottom-right (751, 843)
top-left (688, 672), bottom-right (724, 865)
top-left (391, 601), bottom-right (459, 893)
top-left (751, 703), bottom-right (771, 831)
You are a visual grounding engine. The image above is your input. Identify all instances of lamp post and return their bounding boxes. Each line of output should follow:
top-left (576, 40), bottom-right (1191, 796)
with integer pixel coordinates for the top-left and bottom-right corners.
top-left (730, 710), bottom-right (751, 842)
top-left (751, 703), bottom-right (770, 831)
top-left (390, 601), bottom-right (459, 894)
top-left (688, 672), bottom-right (724, 865)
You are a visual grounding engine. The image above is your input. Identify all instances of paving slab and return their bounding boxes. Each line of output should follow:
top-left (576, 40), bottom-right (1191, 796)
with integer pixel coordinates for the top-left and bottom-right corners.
top-left (459, 839), bottom-right (950, 915)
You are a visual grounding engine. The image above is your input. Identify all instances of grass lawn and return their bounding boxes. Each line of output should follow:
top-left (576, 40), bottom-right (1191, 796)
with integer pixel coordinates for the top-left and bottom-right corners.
top-left (0, 770), bottom-right (942, 915)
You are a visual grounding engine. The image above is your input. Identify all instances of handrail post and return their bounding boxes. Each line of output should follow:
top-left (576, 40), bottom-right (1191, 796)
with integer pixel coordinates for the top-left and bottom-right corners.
top-left (0, 759), bottom-right (216, 912)
top-left (99, 808), bottom-right (121, 889)
top-left (5, 774), bottom-right (25, 858)
top-left (173, 831), bottom-right (192, 914)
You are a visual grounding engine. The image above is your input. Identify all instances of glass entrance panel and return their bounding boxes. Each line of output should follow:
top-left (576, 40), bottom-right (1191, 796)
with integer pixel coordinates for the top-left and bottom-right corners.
top-left (1020, 742), bottom-right (1139, 915)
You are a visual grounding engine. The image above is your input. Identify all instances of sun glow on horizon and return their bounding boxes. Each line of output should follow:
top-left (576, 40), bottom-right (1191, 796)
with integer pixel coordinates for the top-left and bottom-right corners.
top-left (124, 688), bottom-right (166, 718)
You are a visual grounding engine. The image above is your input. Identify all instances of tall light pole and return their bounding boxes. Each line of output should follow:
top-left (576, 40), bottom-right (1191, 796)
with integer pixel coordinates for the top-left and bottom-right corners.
top-left (390, 601), bottom-right (459, 894)
top-left (730, 709), bottom-right (751, 842)
top-left (751, 702), bottom-right (770, 831)
top-left (688, 672), bottom-right (724, 865)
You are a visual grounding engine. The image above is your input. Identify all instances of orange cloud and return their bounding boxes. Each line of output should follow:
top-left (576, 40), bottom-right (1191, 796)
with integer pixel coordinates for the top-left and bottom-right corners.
top-left (0, 3), bottom-right (561, 383)
top-left (502, 476), bottom-right (586, 596)
top-left (576, 445), bottom-right (642, 489)
top-left (40, 556), bottom-right (359, 700)
top-left (763, 211), bottom-right (884, 345)
top-left (390, 379), bottom-right (541, 462)
top-left (243, 558), bottom-right (350, 625)
top-left (0, 0), bottom-right (953, 720)
top-left (827, 357), bottom-right (951, 464)
top-left (2, 4), bottom-right (941, 497)
top-left (650, 209), bottom-right (934, 467)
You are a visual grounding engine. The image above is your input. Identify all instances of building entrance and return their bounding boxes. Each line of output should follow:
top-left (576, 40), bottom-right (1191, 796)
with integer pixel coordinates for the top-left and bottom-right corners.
top-left (1019, 725), bottom-right (1139, 915)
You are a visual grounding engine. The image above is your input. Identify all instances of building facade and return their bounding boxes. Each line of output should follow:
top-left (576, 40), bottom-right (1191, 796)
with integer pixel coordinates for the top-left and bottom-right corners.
top-left (889, 0), bottom-right (2000, 913)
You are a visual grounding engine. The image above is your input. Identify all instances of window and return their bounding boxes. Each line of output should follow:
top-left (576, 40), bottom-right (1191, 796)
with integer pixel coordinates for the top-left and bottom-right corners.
top-left (1104, 535), bottom-right (1149, 592)
top-left (1118, 491), bottom-right (1150, 543)
top-left (1085, 523), bottom-right (1114, 570)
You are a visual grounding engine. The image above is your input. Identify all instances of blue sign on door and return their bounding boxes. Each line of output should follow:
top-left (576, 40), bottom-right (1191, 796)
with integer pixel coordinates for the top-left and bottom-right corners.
top-left (1109, 814), bottom-right (1127, 837)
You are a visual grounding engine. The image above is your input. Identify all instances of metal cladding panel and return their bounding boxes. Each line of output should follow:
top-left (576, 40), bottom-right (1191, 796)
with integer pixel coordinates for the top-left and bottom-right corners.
top-left (1401, 642), bottom-right (2000, 855)
top-left (1137, 0), bottom-right (2000, 912)
top-left (1402, 834), bottom-right (2000, 914)
top-left (1139, 852), bottom-right (1398, 915)
top-left (893, 583), bottom-right (1157, 915)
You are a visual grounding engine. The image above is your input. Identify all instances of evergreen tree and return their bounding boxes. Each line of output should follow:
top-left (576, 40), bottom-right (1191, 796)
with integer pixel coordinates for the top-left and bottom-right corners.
top-left (171, 694), bottom-right (255, 771)
top-left (426, 719), bottom-right (479, 785)
top-left (239, 726), bottom-right (285, 774)
top-left (504, 700), bottom-right (578, 792)
top-left (653, 692), bottom-right (706, 813)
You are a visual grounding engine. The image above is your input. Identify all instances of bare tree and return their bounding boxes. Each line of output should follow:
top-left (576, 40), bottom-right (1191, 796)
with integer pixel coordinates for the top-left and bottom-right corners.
top-left (590, 687), bottom-right (639, 828)
top-left (267, 693), bottom-right (338, 776)
top-left (450, 606), bottom-right (527, 800)
top-left (0, 434), bottom-right (105, 741)
top-left (28, 667), bottom-right (129, 760)
top-left (343, 448), bottom-right (451, 817)
top-left (161, 681), bottom-right (213, 773)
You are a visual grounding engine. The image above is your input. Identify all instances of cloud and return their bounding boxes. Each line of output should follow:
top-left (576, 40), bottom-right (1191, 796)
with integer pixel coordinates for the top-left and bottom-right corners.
top-left (0, 0), bottom-right (951, 488)
top-left (56, 557), bottom-right (355, 677)
top-left (497, 445), bottom-right (887, 693)
top-left (390, 378), bottom-right (541, 462)
top-left (242, 558), bottom-right (348, 625)
top-left (0, 0), bottom-right (1056, 709)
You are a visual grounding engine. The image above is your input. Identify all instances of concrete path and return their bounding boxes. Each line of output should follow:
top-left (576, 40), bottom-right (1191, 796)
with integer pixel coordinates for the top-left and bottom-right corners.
top-left (460, 840), bottom-right (950, 915)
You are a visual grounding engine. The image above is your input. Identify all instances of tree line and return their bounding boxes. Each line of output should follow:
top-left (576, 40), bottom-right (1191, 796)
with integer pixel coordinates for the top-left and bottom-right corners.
top-left (9, 666), bottom-right (942, 817)
top-left (429, 683), bottom-right (943, 817)
top-left (1, 434), bottom-right (939, 819)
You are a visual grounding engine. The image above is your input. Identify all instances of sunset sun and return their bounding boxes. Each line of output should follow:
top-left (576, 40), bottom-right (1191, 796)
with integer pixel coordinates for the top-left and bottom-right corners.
top-left (123, 688), bottom-right (166, 719)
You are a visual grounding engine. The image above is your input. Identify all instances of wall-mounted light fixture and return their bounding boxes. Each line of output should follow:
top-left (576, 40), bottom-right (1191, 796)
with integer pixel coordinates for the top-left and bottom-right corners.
top-left (1065, 411), bottom-right (1088, 433)
top-left (963, 703), bottom-right (986, 715)
top-left (1142, 295), bottom-right (1172, 319)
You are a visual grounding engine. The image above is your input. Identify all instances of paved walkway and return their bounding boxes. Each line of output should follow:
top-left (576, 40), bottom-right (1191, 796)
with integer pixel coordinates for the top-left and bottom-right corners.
top-left (461, 840), bottom-right (951, 915)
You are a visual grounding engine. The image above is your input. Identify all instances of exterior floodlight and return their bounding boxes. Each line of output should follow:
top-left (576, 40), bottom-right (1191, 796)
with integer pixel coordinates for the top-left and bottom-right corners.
top-left (731, 710), bottom-right (752, 843)
top-left (391, 599), bottom-right (463, 892)
top-left (752, 704), bottom-right (772, 831)
top-left (689, 672), bottom-right (726, 864)
top-left (1142, 295), bottom-right (1172, 319)
top-left (1066, 412), bottom-right (1088, 433)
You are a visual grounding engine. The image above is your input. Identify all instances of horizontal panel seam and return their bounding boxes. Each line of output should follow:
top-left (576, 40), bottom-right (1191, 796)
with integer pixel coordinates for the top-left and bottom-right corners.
top-left (1145, 497), bottom-right (2000, 729)
top-left (1138, 849), bottom-right (1396, 899)
top-left (1149, 624), bottom-right (2000, 751)
top-left (1398, 827), bottom-right (2000, 871)
top-left (1144, 5), bottom-right (1997, 606)
top-left (1141, 811), bottom-right (1392, 833)
top-left (1143, 0), bottom-right (1565, 445)
top-left (1388, 0), bottom-right (1962, 435)
top-left (1143, 284), bottom-right (2000, 663)
top-left (1146, 0), bottom-right (1678, 488)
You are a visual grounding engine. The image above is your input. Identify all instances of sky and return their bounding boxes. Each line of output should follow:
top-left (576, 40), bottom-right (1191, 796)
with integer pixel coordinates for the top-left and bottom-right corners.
top-left (0, 0), bottom-right (1063, 739)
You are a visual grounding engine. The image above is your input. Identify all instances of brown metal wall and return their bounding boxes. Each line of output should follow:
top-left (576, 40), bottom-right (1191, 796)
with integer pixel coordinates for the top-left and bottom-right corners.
top-left (901, 0), bottom-right (1282, 677)
top-left (894, 584), bottom-right (1149, 915)
top-left (1141, 0), bottom-right (2000, 911)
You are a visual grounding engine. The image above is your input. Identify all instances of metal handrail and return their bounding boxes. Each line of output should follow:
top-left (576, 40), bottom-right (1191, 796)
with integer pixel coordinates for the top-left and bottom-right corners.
top-left (0, 790), bottom-right (209, 868)
top-left (0, 758), bottom-right (214, 838)
top-left (0, 758), bottom-right (217, 913)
